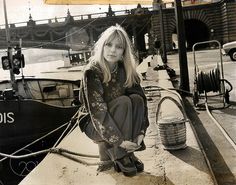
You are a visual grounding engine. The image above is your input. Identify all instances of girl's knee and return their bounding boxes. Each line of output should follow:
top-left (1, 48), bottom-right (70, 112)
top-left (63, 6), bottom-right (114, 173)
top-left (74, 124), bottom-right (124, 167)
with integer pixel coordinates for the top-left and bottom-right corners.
top-left (108, 95), bottom-right (132, 111)
top-left (129, 94), bottom-right (144, 106)
top-left (116, 95), bottom-right (132, 107)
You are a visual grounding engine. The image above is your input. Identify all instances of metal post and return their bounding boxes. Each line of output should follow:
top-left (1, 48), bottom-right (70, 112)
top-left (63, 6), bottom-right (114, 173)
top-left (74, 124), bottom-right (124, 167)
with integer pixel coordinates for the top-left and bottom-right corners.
top-left (159, 4), bottom-right (167, 63)
top-left (3, 0), bottom-right (10, 44)
top-left (174, 0), bottom-right (190, 93)
top-left (3, 0), bottom-right (17, 91)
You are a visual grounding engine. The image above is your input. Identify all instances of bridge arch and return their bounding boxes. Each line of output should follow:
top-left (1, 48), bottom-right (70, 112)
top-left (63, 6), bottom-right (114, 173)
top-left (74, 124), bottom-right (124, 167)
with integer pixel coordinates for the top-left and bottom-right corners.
top-left (184, 19), bottom-right (210, 49)
top-left (171, 19), bottom-right (211, 50)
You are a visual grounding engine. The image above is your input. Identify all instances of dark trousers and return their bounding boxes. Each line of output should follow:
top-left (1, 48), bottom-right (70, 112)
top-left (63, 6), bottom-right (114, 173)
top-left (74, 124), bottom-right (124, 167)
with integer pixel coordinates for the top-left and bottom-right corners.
top-left (84, 94), bottom-right (145, 161)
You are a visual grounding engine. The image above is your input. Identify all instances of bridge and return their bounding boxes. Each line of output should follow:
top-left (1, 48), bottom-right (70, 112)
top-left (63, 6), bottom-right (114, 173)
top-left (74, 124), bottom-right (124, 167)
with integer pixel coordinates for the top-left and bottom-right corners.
top-left (0, 0), bottom-right (236, 56)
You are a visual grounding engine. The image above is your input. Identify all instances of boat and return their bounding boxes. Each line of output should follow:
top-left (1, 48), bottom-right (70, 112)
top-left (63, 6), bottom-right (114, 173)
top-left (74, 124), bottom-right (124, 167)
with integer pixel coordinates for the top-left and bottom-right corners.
top-left (0, 75), bottom-right (80, 153)
top-left (0, 0), bottom-right (82, 171)
top-left (0, 47), bottom-right (82, 155)
top-left (0, 41), bottom-right (83, 185)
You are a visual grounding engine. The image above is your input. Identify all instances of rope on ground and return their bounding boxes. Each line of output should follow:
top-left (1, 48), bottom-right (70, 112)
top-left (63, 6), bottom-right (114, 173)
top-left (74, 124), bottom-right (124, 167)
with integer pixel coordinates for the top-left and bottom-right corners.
top-left (56, 148), bottom-right (99, 158)
top-left (0, 147), bottom-right (99, 159)
top-left (54, 152), bottom-right (107, 166)
top-left (0, 147), bottom-right (102, 167)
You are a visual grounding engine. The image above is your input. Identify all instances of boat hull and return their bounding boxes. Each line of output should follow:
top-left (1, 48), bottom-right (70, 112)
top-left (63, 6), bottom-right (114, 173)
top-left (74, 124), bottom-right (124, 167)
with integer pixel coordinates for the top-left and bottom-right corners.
top-left (0, 99), bottom-right (78, 153)
top-left (0, 78), bottom-right (80, 154)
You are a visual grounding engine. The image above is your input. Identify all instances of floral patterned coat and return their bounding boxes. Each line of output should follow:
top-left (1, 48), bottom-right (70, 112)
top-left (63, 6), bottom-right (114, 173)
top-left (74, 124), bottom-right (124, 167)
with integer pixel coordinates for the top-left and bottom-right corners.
top-left (79, 63), bottom-right (149, 146)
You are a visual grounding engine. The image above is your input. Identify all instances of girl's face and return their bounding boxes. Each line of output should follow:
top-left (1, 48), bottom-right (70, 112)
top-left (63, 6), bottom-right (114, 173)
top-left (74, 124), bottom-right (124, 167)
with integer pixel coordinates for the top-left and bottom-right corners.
top-left (103, 36), bottom-right (124, 64)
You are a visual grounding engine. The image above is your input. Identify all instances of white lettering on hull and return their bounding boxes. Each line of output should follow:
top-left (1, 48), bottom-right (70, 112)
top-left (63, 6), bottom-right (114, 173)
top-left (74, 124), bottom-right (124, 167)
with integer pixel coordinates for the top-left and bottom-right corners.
top-left (0, 112), bottom-right (15, 123)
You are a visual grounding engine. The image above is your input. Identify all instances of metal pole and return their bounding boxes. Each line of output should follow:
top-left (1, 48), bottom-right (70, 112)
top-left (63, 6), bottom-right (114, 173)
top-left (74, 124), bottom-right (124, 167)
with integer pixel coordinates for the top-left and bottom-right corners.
top-left (3, 0), bottom-right (17, 90)
top-left (174, 0), bottom-right (190, 93)
top-left (3, 0), bottom-right (10, 44)
top-left (159, 4), bottom-right (167, 63)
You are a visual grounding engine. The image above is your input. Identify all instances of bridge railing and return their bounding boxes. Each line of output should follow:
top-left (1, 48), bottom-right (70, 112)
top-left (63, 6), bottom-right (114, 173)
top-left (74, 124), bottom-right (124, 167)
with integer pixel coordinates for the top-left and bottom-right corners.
top-left (0, 7), bottom-right (153, 29)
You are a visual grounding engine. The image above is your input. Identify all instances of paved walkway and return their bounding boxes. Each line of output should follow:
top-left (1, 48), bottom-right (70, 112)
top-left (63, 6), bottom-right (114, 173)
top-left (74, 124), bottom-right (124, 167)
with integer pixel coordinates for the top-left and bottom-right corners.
top-left (19, 55), bottom-right (215, 185)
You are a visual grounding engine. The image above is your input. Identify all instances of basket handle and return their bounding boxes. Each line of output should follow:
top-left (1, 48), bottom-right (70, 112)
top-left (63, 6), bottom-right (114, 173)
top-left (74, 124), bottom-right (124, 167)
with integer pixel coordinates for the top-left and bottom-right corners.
top-left (156, 96), bottom-right (189, 124)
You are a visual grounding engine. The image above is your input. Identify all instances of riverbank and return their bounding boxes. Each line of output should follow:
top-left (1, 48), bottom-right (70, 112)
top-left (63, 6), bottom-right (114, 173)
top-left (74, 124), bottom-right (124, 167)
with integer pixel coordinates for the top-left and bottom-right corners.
top-left (19, 55), bottom-right (215, 185)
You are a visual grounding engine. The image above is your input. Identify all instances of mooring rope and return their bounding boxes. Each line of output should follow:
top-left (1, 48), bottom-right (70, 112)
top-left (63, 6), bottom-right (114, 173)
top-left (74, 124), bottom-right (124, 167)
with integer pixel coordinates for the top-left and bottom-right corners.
top-left (52, 110), bottom-right (79, 148)
top-left (0, 148), bottom-right (99, 159)
top-left (0, 110), bottom-right (79, 163)
top-left (0, 147), bottom-right (102, 166)
top-left (0, 148), bottom-right (53, 159)
top-left (0, 121), bottom-right (70, 163)
top-left (0, 109), bottom-right (102, 166)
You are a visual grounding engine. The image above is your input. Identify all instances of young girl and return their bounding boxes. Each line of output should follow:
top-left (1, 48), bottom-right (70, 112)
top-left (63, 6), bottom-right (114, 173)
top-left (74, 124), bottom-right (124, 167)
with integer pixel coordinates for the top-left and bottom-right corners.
top-left (79, 24), bottom-right (149, 176)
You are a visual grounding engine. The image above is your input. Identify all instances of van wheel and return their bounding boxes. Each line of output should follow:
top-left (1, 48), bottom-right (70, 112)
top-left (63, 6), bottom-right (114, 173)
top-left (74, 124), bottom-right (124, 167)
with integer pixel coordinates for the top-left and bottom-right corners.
top-left (229, 49), bottom-right (236, 61)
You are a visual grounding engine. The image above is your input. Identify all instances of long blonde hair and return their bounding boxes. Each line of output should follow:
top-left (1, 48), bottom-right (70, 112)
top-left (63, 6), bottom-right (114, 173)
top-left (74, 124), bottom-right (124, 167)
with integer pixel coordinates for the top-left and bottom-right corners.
top-left (88, 24), bottom-right (141, 87)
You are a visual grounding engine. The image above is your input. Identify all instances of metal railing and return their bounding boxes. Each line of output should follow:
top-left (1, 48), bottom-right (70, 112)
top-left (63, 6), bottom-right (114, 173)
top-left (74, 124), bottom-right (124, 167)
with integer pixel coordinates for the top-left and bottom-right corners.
top-left (0, 7), bottom-right (153, 29)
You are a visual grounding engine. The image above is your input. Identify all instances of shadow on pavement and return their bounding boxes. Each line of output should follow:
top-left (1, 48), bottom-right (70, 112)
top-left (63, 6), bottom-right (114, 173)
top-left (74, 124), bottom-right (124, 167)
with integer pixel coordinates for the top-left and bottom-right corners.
top-left (169, 146), bottom-right (210, 174)
top-left (107, 170), bottom-right (175, 185)
top-left (183, 98), bottom-right (236, 185)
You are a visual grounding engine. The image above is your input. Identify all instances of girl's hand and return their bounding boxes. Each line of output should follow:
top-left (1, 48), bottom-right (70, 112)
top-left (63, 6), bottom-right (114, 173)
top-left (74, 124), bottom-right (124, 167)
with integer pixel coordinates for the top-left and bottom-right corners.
top-left (137, 134), bottom-right (144, 146)
top-left (120, 141), bottom-right (141, 152)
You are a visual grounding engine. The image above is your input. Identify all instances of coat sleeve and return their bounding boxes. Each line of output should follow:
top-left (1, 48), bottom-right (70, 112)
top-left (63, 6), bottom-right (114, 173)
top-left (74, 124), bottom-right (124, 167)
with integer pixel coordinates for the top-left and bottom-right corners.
top-left (125, 84), bottom-right (149, 134)
top-left (83, 70), bottom-right (123, 146)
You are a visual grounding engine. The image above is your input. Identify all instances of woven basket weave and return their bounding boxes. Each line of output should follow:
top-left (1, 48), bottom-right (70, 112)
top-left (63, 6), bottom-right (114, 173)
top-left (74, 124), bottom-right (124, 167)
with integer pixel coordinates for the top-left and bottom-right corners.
top-left (156, 96), bottom-right (188, 150)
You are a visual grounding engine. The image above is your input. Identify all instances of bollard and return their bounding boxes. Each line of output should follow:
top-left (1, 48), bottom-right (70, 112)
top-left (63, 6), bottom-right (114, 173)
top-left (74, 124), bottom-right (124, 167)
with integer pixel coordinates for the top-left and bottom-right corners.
top-left (156, 96), bottom-right (188, 150)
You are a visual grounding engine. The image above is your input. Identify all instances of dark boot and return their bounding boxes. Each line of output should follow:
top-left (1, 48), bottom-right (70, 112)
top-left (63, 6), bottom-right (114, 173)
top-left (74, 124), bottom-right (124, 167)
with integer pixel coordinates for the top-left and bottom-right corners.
top-left (114, 155), bottom-right (137, 177)
top-left (136, 141), bottom-right (146, 151)
top-left (129, 153), bottom-right (144, 172)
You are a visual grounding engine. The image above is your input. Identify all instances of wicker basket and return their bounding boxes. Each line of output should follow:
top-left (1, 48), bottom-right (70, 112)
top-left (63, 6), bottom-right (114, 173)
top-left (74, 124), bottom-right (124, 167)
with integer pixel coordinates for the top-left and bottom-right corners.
top-left (156, 96), bottom-right (188, 150)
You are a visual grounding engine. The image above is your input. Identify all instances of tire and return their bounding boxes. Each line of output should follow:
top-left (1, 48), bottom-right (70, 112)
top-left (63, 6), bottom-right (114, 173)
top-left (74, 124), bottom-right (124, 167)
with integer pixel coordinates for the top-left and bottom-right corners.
top-left (229, 49), bottom-right (236, 61)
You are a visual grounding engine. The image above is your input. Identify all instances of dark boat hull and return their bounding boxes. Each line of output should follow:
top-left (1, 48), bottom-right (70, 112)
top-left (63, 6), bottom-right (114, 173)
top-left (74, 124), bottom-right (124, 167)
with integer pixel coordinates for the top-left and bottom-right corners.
top-left (0, 99), bottom-right (78, 153)
top-left (0, 78), bottom-right (80, 154)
